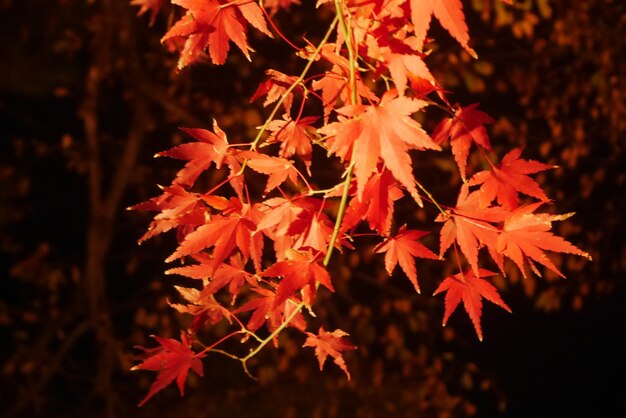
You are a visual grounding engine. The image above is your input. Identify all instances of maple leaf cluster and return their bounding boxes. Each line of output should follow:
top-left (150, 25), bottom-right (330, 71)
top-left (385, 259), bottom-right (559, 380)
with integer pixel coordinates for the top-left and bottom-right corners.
top-left (130, 0), bottom-right (590, 405)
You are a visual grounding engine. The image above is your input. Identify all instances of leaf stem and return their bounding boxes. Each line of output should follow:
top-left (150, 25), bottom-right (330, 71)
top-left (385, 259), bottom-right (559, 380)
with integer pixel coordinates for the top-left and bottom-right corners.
top-left (333, 0), bottom-right (357, 104)
top-left (323, 163), bottom-right (354, 266)
top-left (415, 179), bottom-right (449, 218)
top-left (240, 299), bottom-right (303, 377)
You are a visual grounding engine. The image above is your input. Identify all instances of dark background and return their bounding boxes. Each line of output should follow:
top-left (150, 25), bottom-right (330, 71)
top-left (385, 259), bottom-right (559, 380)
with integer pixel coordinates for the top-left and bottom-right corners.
top-left (1, 1), bottom-right (624, 417)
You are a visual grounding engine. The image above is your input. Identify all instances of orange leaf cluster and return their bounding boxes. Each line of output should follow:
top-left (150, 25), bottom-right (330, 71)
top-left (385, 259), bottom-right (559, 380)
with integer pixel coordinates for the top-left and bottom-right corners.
top-left (131, 0), bottom-right (590, 404)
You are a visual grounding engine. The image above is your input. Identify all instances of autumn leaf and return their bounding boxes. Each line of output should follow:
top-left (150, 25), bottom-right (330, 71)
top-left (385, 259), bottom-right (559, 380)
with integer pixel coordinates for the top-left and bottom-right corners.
top-left (234, 287), bottom-right (277, 331)
top-left (411, 0), bottom-right (474, 56)
top-left (266, 114), bottom-right (318, 172)
top-left (432, 103), bottom-right (494, 180)
top-left (312, 45), bottom-right (377, 121)
top-left (437, 184), bottom-right (508, 274)
top-left (204, 254), bottom-right (253, 298)
top-left (165, 200), bottom-right (264, 274)
top-left (433, 269), bottom-right (511, 341)
top-left (133, 333), bottom-right (206, 406)
top-left (235, 286), bottom-right (307, 332)
top-left (374, 225), bottom-right (438, 293)
top-left (469, 148), bottom-right (555, 209)
top-left (341, 169), bottom-right (403, 236)
top-left (251, 69), bottom-right (300, 112)
top-left (169, 285), bottom-right (231, 332)
top-left (286, 200), bottom-right (336, 254)
top-left (240, 151), bottom-right (301, 195)
top-left (163, 0), bottom-right (272, 67)
top-left (324, 90), bottom-right (440, 205)
top-left (130, 184), bottom-right (207, 244)
top-left (263, 251), bottom-right (334, 307)
top-left (385, 46), bottom-right (434, 96)
top-left (496, 203), bottom-right (591, 277)
top-left (367, 27), bottom-right (436, 95)
top-left (303, 327), bottom-right (355, 379)
top-left (157, 121), bottom-right (242, 196)
top-left (167, 253), bottom-right (253, 301)
top-left (157, 125), bottom-right (226, 187)
top-left (256, 196), bottom-right (320, 260)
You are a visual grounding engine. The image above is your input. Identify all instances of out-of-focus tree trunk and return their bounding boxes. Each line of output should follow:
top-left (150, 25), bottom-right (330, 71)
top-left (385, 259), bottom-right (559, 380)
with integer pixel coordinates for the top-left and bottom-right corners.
top-left (80, 1), bottom-right (149, 416)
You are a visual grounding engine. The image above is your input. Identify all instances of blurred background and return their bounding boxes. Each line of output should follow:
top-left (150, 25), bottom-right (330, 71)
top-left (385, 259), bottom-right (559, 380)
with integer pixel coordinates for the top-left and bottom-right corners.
top-left (1, 0), bottom-right (624, 417)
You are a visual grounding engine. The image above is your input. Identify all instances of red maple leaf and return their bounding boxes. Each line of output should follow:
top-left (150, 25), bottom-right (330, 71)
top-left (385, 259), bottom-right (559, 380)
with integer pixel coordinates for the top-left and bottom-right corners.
top-left (266, 114), bottom-right (318, 172)
top-left (411, 0), bottom-right (474, 56)
top-left (158, 121), bottom-right (241, 195)
top-left (303, 327), bottom-right (355, 379)
top-left (263, 251), bottom-right (334, 307)
top-left (240, 151), bottom-right (301, 195)
top-left (285, 199), bottom-right (337, 254)
top-left (374, 225), bottom-right (439, 293)
top-left (437, 184), bottom-right (507, 274)
top-left (250, 69), bottom-right (300, 112)
top-left (385, 47), bottom-right (434, 96)
top-left (256, 197), bottom-right (306, 237)
top-left (133, 333), bottom-right (206, 406)
top-left (367, 27), bottom-right (436, 95)
top-left (163, 0), bottom-right (272, 68)
top-left (166, 253), bottom-right (253, 301)
top-left (433, 269), bottom-right (511, 341)
top-left (324, 89), bottom-right (440, 205)
top-left (165, 200), bottom-right (264, 274)
top-left (312, 44), bottom-right (377, 121)
top-left (256, 196), bottom-right (324, 260)
top-left (168, 285), bottom-right (230, 332)
top-left (130, 184), bottom-right (207, 243)
top-left (341, 168), bottom-right (403, 236)
top-left (496, 203), bottom-right (592, 277)
top-left (432, 103), bottom-right (494, 180)
top-left (469, 148), bottom-right (555, 209)
top-left (235, 286), bottom-right (306, 332)
top-left (235, 287), bottom-right (277, 331)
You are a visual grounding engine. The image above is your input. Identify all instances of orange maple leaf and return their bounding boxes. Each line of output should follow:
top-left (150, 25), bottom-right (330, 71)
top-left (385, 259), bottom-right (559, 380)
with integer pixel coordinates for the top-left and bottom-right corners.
top-left (266, 114), bottom-right (318, 172)
top-left (411, 0), bottom-right (474, 56)
top-left (433, 269), bottom-right (511, 341)
top-left (133, 333), bottom-right (205, 406)
top-left (130, 184), bottom-right (207, 244)
top-left (163, 0), bottom-right (272, 67)
top-left (375, 225), bottom-right (439, 293)
top-left (432, 103), bottom-right (494, 180)
top-left (496, 203), bottom-right (591, 277)
top-left (263, 251), bottom-right (334, 307)
top-left (324, 89), bottom-right (440, 205)
top-left (165, 200), bottom-right (264, 274)
top-left (250, 69), bottom-right (300, 112)
top-left (303, 327), bottom-right (355, 379)
top-left (341, 168), bottom-right (403, 236)
top-left (437, 184), bottom-right (507, 275)
top-left (241, 151), bottom-right (301, 195)
top-left (469, 147), bottom-right (555, 209)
